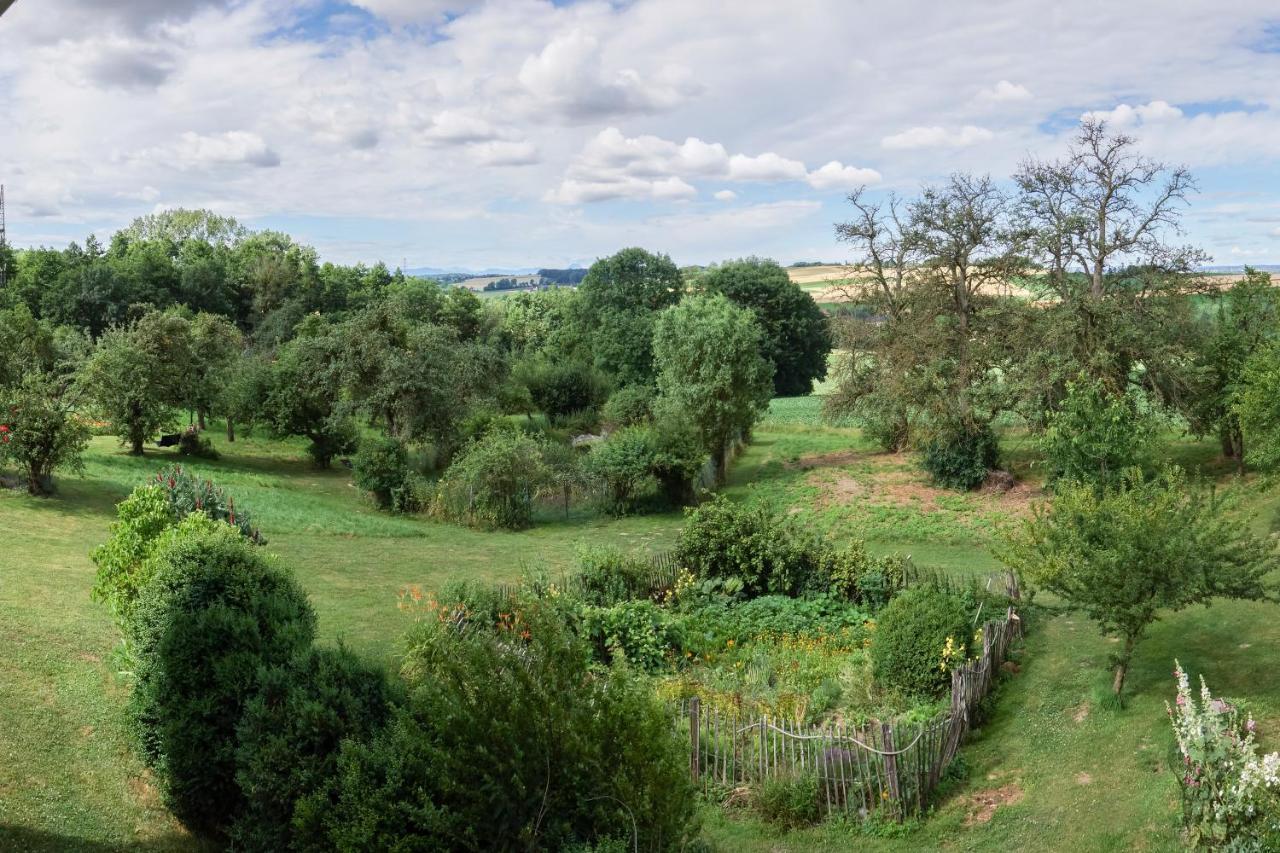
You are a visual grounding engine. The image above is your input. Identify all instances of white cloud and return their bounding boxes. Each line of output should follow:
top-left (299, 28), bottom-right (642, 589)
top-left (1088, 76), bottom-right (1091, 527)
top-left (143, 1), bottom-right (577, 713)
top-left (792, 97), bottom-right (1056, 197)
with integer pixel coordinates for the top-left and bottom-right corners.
top-left (714, 189), bottom-right (737, 201)
top-left (423, 110), bottom-right (503, 144)
top-left (1081, 100), bottom-right (1184, 126)
top-left (545, 176), bottom-right (696, 204)
top-left (977, 80), bottom-right (1032, 103)
top-left (806, 161), bottom-right (882, 190)
top-left (881, 125), bottom-right (995, 150)
top-left (1272, 226), bottom-right (1280, 238)
top-left (518, 29), bottom-right (693, 121)
top-left (727, 152), bottom-right (807, 182)
top-left (158, 131), bottom-right (281, 169)
top-left (470, 140), bottom-right (539, 167)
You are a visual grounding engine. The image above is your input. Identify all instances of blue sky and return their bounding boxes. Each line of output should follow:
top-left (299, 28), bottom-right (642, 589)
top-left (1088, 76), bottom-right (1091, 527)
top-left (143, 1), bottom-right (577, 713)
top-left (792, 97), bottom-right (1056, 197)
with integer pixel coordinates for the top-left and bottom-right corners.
top-left (1, 0), bottom-right (1278, 270)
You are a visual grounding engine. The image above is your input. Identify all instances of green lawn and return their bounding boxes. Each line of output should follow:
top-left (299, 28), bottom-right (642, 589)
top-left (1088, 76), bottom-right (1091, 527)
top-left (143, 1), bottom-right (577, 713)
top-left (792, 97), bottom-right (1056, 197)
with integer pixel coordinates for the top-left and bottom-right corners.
top-left (3, 403), bottom-right (1279, 850)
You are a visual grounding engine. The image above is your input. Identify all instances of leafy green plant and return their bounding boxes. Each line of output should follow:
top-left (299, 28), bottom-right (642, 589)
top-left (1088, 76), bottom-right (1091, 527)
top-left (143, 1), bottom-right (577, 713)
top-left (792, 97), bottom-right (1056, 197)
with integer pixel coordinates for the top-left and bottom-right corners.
top-left (434, 430), bottom-right (549, 529)
top-left (754, 773), bottom-right (822, 829)
top-left (582, 599), bottom-right (682, 671)
top-left (128, 517), bottom-right (316, 838)
top-left (232, 645), bottom-right (399, 852)
top-left (0, 372), bottom-right (90, 495)
top-left (870, 584), bottom-right (972, 698)
top-left (588, 426), bottom-right (658, 515)
top-left (176, 430), bottom-right (220, 460)
top-left (601, 384), bottom-right (654, 428)
top-left (1040, 374), bottom-right (1156, 491)
top-left (154, 463), bottom-right (263, 543)
top-left (352, 434), bottom-right (415, 511)
top-left (920, 421), bottom-right (999, 491)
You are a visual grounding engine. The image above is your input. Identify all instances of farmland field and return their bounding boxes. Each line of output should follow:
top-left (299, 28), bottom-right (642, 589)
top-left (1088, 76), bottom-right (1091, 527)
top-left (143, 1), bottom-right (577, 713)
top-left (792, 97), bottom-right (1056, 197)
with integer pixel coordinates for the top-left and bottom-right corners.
top-left (3, 395), bottom-right (1278, 850)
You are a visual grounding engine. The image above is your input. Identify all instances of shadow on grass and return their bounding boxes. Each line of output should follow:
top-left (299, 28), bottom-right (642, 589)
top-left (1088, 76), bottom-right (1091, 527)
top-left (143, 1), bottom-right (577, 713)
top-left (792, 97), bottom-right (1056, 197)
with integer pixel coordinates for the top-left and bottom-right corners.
top-left (0, 826), bottom-right (210, 853)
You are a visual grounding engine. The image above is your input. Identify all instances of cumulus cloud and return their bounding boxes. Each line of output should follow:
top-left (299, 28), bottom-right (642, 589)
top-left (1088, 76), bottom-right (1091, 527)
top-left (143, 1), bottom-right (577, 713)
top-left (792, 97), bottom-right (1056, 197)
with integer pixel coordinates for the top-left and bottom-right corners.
top-left (78, 40), bottom-right (177, 90)
top-left (470, 140), bottom-right (540, 166)
top-left (518, 29), bottom-right (693, 120)
top-left (881, 125), bottom-right (995, 150)
top-left (545, 176), bottom-right (696, 204)
top-left (1081, 100), bottom-right (1184, 126)
top-left (977, 80), bottom-right (1032, 103)
top-left (714, 189), bottom-right (737, 201)
top-left (423, 110), bottom-right (503, 144)
top-left (150, 131), bottom-right (281, 169)
top-left (806, 161), bottom-right (883, 190)
top-left (550, 128), bottom-right (879, 202)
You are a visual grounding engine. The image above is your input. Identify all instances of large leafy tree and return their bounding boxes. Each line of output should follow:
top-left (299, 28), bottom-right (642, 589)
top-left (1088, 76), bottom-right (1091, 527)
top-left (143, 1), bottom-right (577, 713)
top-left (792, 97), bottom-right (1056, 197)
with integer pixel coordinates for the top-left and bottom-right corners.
top-left (255, 324), bottom-right (354, 468)
top-left (652, 293), bottom-right (772, 485)
top-left (185, 313), bottom-right (244, 432)
top-left (1001, 468), bottom-right (1276, 697)
top-left (82, 310), bottom-right (193, 455)
top-left (701, 257), bottom-right (831, 396)
top-left (577, 247), bottom-right (683, 385)
top-left (0, 372), bottom-right (90, 495)
top-left (1187, 268), bottom-right (1280, 469)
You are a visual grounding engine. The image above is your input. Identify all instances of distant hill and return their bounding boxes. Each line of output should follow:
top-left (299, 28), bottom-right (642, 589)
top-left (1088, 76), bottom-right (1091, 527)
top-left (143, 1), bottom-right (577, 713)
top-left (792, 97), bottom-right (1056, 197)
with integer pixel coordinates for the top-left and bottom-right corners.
top-left (1201, 264), bottom-right (1280, 274)
top-left (404, 266), bottom-right (538, 278)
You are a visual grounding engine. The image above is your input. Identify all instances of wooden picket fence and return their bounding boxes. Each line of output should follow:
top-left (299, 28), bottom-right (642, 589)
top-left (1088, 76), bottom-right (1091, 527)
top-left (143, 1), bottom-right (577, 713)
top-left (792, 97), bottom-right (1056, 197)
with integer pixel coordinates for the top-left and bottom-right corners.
top-left (675, 575), bottom-right (1023, 819)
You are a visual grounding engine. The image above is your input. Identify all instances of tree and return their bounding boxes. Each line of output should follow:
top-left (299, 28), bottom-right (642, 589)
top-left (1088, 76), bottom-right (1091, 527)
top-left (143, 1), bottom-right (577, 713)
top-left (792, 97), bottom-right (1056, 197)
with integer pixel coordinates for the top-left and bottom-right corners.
top-left (1039, 374), bottom-right (1157, 491)
top-left (653, 293), bottom-right (774, 485)
top-left (185, 313), bottom-right (244, 432)
top-left (1001, 468), bottom-right (1275, 697)
top-left (0, 372), bottom-right (90, 495)
top-left (701, 257), bottom-right (831, 396)
top-left (82, 311), bottom-right (192, 455)
top-left (1188, 268), bottom-right (1280, 469)
top-left (1236, 342), bottom-right (1280, 471)
top-left (257, 328), bottom-right (354, 468)
top-left (577, 248), bottom-right (683, 385)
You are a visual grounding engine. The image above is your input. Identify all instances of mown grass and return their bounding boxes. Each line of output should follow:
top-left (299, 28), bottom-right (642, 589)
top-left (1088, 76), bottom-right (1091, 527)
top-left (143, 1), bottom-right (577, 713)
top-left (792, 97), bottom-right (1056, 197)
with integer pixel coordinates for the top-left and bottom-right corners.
top-left (3, 403), bottom-right (1280, 850)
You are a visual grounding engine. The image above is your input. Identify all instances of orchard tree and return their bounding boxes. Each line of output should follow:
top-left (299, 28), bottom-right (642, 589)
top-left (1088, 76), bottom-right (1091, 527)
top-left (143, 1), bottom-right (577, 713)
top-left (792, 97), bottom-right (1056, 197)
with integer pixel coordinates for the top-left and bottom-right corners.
top-left (653, 293), bottom-right (772, 485)
top-left (258, 327), bottom-right (354, 468)
top-left (701, 257), bottom-right (831, 396)
top-left (1235, 342), bottom-right (1280, 471)
top-left (1039, 374), bottom-right (1157, 492)
top-left (186, 313), bottom-right (244, 431)
top-left (1002, 468), bottom-right (1275, 698)
top-left (82, 311), bottom-right (192, 455)
top-left (577, 247), bottom-right (683, 385)
top-left (0, 372), bottom-right (90, 495)
top-left (1188, 268), bottom-right (1280, 468)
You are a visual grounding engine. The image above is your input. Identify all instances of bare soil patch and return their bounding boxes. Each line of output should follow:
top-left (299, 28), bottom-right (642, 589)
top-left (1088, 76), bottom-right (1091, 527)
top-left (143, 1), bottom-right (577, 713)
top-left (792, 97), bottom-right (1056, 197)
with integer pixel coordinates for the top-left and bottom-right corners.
top-left (963, 783), bottom-right (1024, 825)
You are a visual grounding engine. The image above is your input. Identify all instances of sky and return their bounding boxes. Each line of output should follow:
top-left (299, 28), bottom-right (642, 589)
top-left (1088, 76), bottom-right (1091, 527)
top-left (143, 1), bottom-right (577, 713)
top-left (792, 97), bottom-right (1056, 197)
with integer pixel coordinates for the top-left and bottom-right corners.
top-left (1, 0), bottom-right (1279, 271)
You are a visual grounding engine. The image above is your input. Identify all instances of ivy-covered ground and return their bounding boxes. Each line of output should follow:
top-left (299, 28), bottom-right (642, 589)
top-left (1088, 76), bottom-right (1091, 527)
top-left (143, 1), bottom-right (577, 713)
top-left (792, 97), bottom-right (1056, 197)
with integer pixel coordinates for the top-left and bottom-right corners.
top-left (2, 397), bottom-right (1278, 850)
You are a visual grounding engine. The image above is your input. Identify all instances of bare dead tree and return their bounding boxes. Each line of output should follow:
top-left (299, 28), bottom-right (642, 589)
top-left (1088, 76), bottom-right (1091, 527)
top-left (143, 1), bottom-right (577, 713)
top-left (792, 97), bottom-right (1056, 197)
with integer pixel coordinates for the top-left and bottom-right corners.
top-left (833, 187), bottom-right (919, 318)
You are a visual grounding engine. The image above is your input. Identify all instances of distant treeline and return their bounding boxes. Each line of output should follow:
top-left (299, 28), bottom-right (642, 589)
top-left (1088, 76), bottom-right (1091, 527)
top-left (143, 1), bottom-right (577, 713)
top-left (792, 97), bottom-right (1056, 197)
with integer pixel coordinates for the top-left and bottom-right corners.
top-left (538, 268), bottom-right (588, 285)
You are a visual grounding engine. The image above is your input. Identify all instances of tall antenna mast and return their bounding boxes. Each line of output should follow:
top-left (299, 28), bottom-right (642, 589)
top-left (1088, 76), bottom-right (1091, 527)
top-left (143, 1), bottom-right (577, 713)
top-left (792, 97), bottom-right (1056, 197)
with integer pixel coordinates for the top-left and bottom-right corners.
top-left (0, 184), bottom-right (8, 289)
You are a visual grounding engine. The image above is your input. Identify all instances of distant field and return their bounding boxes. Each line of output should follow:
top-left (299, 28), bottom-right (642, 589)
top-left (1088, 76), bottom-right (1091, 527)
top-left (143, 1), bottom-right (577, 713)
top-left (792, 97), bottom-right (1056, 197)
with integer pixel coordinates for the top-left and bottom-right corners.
top-left (457, 274), bottom-right (542, 291)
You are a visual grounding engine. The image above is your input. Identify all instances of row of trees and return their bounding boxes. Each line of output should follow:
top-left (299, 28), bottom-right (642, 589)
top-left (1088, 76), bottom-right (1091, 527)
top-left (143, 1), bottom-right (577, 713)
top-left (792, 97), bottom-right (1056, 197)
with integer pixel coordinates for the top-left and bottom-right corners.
top-left (1, 226), bottom-right (831, 501)
top-left (829, 118), bottom-right (1280, 483)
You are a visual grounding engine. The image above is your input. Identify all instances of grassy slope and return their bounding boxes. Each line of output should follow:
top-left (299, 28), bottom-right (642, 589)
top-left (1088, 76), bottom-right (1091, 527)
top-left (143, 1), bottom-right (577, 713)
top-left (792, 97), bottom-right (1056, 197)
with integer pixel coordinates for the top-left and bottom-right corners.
top-left (3, 403), bottom-right (1279, 850)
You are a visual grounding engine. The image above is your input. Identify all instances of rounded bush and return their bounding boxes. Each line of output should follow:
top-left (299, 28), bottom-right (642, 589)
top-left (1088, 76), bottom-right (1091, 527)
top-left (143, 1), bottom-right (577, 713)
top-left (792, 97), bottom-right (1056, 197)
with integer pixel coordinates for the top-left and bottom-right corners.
top-left (920, 422), bottom-right (998, 491)
top-left (870, 584), bottom-right (971, 698)
top-left (232, 645), bottom-right (398, 852)
top-left (352, 435), bottom-right (413, 510)
top-left (128, 518), bottom-right (316, 838)
top-left (601, 384), bottom-right (654, 428)
top-left (525, 360), bottom-right (607, 422)
top-left (675, 495), bottom-right (823, 597)
top-left (434, 430), bottom-right (549, 529)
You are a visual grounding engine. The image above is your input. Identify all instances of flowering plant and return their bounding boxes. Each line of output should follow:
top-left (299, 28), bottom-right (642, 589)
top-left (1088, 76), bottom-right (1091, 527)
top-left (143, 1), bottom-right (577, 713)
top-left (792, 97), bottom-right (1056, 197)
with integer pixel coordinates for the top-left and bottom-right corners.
top-left (1168, 660), bottom-right (1280, 849)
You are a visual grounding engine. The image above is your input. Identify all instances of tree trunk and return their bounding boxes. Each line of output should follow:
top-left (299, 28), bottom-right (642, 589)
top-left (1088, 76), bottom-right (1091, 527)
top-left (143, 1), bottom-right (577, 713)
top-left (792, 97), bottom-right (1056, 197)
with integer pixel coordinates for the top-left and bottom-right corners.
top-left (1112, 634), bottom-right (1137, 696)
top-left (130, 433), bottom-right (145, 456)
top-left (27, 465), bottom-right (51, 497)
top-left (226, 419), bottom-right (236, 443)
top-left (197, 410), bottom-right (207, 431)
top-left (713, 440), bottom-right (728, 486)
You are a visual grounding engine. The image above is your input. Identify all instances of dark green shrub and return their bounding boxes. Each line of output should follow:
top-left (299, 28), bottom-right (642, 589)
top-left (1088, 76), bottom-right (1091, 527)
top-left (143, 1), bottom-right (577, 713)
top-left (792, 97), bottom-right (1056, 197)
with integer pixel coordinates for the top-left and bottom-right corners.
top-left (177, 430), bottom-right (220, 460)
top-left (920, 422), bottom-right (998, 491)
top-left (870, 584), bottom-right (971, 698)
top-left (232, 645), bottom-right (399, 852)
top-left (128, 517), bottom-right (316, 838)
top-left (320, 608), bottom-right (698, 850)
top-left (352, 435), bottom-right (414, 511)
top-left (675, 496), bottom-right (823, 597)
top-left (755, 773), bottom-right (821, 829)
top-left (434, 430), bottom-right (549, 529)
top-left (525, 359), bottom-right (608, 423)
top-left (602, 384), bottom-right (654, 428)
top-left (649, 414), bottom-right (706, 507)
top-left (581, 600), bottom-right (682, 671)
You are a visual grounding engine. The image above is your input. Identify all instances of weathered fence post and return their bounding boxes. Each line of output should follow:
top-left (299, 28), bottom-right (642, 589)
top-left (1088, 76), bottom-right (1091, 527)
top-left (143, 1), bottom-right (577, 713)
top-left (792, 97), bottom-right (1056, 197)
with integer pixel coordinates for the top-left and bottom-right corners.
top-left (882, 722), bottom-right (901, 820)
top-left (689, 696), bottom-right (700, 783)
